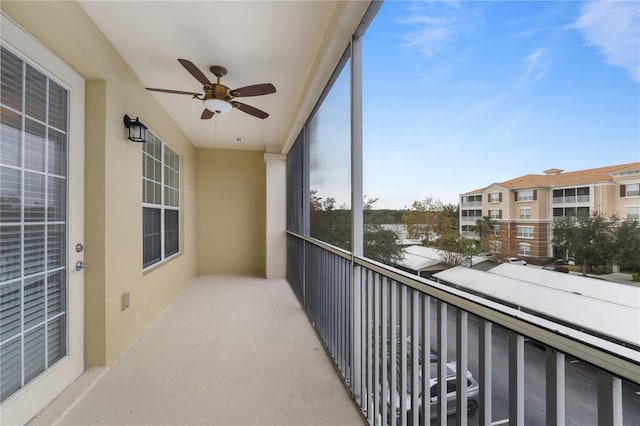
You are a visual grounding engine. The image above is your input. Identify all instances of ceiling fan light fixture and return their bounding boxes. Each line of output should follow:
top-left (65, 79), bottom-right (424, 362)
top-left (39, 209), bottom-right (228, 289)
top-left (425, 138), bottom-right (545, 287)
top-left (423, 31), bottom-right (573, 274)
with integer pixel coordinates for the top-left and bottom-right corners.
top-left (203, 98), bottom-right (233, 114)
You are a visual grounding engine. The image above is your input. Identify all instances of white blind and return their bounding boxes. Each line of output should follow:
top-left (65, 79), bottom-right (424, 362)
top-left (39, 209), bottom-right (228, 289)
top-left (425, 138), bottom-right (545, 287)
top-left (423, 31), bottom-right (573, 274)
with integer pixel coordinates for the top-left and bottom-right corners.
top-left (0, 46), bottom-right (68, 403)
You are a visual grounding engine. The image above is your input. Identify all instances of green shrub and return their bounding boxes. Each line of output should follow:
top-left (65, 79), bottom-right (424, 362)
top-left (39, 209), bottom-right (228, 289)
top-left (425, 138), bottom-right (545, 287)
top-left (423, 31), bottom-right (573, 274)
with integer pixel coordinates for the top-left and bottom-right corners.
top-left (632, 272), bottom-right (640, 282)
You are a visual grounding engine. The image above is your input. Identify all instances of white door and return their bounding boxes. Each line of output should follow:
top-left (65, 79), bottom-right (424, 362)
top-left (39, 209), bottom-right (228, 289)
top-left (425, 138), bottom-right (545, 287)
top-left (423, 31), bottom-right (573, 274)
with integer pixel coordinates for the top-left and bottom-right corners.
top-left (1, 14), bottom-right (85, 425)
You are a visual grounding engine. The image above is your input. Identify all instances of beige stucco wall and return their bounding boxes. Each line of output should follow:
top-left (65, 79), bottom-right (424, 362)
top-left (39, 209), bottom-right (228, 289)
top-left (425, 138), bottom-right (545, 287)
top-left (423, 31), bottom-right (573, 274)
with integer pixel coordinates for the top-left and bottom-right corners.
top-left (195, 149), bottom-right (266, 276)
top-left (2, 1), bottom-right (197, 366)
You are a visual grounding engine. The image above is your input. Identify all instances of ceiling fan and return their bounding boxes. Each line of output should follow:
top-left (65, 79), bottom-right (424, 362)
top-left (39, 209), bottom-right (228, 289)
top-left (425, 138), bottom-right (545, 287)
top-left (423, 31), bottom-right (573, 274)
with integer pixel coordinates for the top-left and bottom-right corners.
top-left (146, 59), bottom-right (276, 119)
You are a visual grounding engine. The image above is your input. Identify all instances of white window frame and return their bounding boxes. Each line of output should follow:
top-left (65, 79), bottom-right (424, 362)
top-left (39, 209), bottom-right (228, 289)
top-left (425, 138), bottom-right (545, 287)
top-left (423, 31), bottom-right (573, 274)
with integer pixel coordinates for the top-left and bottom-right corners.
top-left (489, 192), bottom-right (500, 203)
top-left (626, 183), bottom-right (640, 197)
top-left (489, 209), bottom-right (501, 219)
top-left (519, 243), bottom-right (531, 256)
top-left (519, 207), bottom-right (531, 219)
top-left (517, 225), bottom-right (534, 239)
top-left (491, 224), bottom-right (500, 236)
top-left (627, 206), bottom-right (640, 220)
top-left (142, 131), bottom-right (180, 270)
top-left (490, 240), bottom-right (502, 253)
top-left (517, 189), bottom-right (534, 202)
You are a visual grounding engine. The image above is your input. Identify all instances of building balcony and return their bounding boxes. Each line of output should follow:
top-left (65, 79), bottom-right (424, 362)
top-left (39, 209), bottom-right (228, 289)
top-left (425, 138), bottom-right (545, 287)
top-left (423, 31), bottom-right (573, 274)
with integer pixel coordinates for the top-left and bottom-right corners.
top-left (552, 195), bottom-right (590, 204)
top-left (461, 201), bottom-right (483, 208)
top-left (26, 237), bottom-right (640, 426)
top-left (29, 275), bottom-right (364, 426)
top-left (461, 216), bottom-right (482, 223)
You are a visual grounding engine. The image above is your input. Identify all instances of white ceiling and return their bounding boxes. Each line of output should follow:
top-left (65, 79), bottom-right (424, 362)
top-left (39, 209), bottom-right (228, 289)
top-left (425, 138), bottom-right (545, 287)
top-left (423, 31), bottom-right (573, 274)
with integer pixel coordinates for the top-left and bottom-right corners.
top-left (79, 1), bottom-right (370, 153)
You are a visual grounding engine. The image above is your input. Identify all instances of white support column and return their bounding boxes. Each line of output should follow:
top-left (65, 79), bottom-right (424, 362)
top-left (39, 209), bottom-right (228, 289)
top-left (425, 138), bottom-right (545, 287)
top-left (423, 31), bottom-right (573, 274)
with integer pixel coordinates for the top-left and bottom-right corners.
top-left (264, 153), bottom-right (287, 279)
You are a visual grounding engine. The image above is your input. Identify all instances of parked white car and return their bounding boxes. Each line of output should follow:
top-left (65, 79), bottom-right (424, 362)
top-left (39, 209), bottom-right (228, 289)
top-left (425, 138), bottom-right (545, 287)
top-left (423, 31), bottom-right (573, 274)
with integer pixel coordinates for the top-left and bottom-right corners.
top-left (507, 257), bottom-right (527, 266)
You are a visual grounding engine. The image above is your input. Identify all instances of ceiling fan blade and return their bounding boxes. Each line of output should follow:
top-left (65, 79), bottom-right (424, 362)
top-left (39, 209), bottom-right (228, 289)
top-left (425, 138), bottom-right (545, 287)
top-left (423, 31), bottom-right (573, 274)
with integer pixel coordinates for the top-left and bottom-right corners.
top-left (231, 83), bottom-right (276, 97)
top-left (201, 109), bottom-right (215, 120)
top-left (232, 101), bottom-right (269, 119)
top-left (178, 59), bottom-right (211, 86)
top-left (146, 87), bottom-right (201, 96)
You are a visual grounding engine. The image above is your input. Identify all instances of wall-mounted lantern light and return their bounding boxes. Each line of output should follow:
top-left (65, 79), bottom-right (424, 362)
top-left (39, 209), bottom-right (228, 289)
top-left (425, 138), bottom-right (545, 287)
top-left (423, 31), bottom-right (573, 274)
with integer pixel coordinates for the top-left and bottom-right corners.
top-left (123, 114), bottom-right (148, 142)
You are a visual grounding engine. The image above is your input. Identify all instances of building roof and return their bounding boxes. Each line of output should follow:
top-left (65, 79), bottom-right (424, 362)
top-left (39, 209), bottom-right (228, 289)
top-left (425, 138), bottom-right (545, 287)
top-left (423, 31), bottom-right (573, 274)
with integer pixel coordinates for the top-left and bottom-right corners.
top-left (394, 245), bottom-right (489, 272)
top-left (488, 263), bottom-right (638, 309)
top-left (461, 162), bottom-right (640, 195)
top-left (433, 265), bottom-right (640, 347)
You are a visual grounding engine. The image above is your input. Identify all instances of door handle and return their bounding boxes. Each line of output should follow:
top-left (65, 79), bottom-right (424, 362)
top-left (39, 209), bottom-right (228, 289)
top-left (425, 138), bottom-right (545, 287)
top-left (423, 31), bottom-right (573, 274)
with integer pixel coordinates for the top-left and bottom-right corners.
top-left (75, 261), bottom-right (89, 271)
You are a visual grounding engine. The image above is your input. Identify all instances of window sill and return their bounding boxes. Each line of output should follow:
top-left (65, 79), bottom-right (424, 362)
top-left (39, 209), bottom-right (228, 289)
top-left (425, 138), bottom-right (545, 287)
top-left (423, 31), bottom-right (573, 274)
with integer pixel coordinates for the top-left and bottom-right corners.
top-left (143, 251), bottom-right (181, 275)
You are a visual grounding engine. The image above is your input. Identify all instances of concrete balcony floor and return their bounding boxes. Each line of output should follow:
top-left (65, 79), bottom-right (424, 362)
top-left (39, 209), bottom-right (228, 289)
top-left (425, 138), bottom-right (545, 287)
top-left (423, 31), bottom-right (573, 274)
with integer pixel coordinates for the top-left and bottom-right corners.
top-left (30, 276), bottom-right (364, 425)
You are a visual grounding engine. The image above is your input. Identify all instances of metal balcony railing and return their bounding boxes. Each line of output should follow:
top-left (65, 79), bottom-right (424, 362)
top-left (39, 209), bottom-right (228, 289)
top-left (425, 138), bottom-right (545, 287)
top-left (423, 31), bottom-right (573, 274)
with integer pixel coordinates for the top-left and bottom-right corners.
top-left (461, 216), bottom-right (481, 223)
top-left (287, 232), bottom-right (639, 426)
top-left (461, 201), bottom-right (482, 208)
top-left (552, 196), bottom-right (590, 204)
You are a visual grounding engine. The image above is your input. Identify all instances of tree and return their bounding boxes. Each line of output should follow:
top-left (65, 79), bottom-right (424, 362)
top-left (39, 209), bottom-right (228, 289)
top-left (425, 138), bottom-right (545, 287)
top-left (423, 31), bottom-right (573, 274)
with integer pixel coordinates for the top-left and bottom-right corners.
top-left (309, 191), bottom-right (403, 264)
top-left (612, 218), bottom-right (640, 271)
top-left (552, 212), bottom-right (617, 276)
top-left (364, 197), bottom-right (403, 264)
top-left (435, 230), bottom-right (479, 266)
top-left (402, 197), bottom-right (456, 244)
top-left (474, 215), bottom-right (496, 251)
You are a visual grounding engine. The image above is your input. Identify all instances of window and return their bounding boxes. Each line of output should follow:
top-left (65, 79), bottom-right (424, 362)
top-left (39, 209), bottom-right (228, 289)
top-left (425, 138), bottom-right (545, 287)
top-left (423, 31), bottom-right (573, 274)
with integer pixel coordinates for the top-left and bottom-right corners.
top-left (461, 194), bottom-right (482, 206)
top-left (489, 209), bottom-right (501, 219)
top-left (489, 192), bottom-right (501, 203)
top-left (490, 240), bottom-right (502, 253)
top-left (519, 243), bottom-right (531, 256)
top-left (621, 183), bottom-right (640, 197)
top-left (491, 225), bottom-right (500, 236)
top-left (577, 186), bottom-right (590, 202)
top-left (310, 59), bottom-right (351, 251)
top-left (519, 207), bottom-right (531, 219)
top-left (142, 132), bottom-right (180, 268)
top-left (516, 189), bottom-right (535, 202)
top-left (517, 226), bottom-right (534, 238)
top-left (627, 207), bottom-right (640, 220)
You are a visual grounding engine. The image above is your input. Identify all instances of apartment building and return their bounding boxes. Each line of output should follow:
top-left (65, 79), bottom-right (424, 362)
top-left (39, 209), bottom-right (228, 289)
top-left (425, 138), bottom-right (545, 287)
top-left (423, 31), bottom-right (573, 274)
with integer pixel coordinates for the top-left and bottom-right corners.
top-left (460, 162), bottom-right (640, 260)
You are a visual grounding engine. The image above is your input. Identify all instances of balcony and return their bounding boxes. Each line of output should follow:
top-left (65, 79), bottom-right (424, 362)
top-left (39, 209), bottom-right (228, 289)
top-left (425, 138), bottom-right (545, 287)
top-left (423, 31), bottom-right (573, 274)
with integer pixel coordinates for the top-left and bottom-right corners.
top-left (25, 238), bottom-right (640, 426)
top-left (461, 201), bottom-right (483, 208)
top-left (461, 216), bottom-right (482, 223)
top-left (287, 235), bottom-right (639, 425)
top-left (29, 275), bottom-right (364, 425)
top-left (552, 196), bottom-right (590, 204)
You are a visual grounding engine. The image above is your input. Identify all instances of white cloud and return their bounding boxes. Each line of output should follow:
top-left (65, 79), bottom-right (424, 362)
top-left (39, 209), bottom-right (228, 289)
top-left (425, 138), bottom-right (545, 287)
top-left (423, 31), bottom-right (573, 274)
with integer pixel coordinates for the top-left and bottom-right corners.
top-left (574, 0), bottom-right (640, 83)
top-left (399, 1), bottom-right (479, 58)
top-left (522, 47), bottom-right (550, 84)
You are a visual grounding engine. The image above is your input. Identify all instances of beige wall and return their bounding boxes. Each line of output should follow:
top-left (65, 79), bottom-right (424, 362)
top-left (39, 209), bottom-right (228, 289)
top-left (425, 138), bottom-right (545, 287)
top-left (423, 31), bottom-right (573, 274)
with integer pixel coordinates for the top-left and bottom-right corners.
top-left (195, 149), bottom-right (266, 276)
top-left (2, 1), bottom-right (197, 366)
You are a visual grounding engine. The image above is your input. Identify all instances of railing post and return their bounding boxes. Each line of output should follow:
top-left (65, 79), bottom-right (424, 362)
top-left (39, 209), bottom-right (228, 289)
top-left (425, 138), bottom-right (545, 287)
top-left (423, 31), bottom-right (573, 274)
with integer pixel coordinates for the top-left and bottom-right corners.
top-left (411, 290), bottom-right (419, 426)
top-left (597, 371), bottom-right (623, 426)
top-left (437, 301), bottom-right (448, 425)
top-left (456, 309), bottom-right (468, 426)
top-left (421, 294), bottom-right (431, 423)
top-left (390, 281), bottom-right (397, 426)
top-left (479, 320), bottom-right (492, 426)
top-left (508, 332), bottom-right (524, 426)
top-left (374, 273), bottom-right (381, 423)
top-left (400, 285), bottom-right (408, 426)
top-left (546, 347), bottom-right (565, 426)
top-left (381, 277), bottom-right (389, 426)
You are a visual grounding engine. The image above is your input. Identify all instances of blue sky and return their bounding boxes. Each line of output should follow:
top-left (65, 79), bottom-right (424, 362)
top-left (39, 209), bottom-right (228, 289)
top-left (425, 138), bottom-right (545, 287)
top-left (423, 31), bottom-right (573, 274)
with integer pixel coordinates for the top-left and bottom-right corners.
top-left (309, 0), bottom-right (640, 209)
top-left (358, 0), bottom-right (640, 208)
